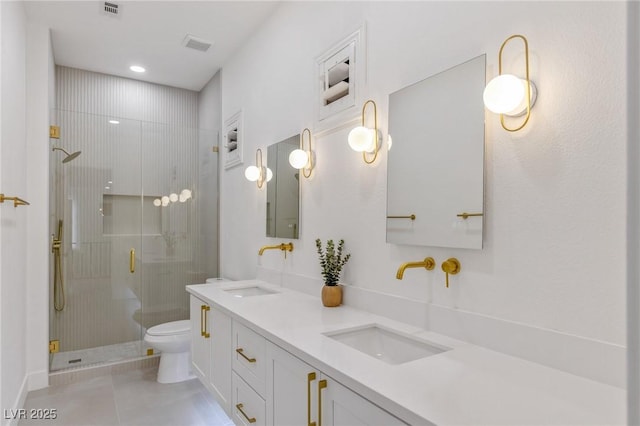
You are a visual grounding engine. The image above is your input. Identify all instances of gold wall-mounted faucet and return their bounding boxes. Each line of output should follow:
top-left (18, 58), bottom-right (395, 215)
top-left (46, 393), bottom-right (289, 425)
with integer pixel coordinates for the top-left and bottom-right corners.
top-left (258, 243), bottom-right (294, 258)
top-left (396, 257), bottom-right (435, 280)
top-left (441, 258), bottom-right (461, 288)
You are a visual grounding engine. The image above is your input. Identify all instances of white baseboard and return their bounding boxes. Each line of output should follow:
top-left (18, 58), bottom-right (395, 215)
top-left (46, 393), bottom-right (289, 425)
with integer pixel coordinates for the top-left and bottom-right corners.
top-left (5, 375), bottom-right (29, 426)
top-left (256, 266), bottom-right (625, 388)
top-left (28, 369), bottom-right (48, 392)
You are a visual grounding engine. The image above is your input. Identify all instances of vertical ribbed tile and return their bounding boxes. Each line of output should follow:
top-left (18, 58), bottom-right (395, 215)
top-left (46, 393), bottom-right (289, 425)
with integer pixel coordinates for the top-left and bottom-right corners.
top-left (51, 66), bottom-right (203, 362)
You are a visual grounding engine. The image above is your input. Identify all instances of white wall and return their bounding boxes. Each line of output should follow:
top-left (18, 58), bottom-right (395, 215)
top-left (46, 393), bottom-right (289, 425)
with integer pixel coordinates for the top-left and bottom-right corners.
top-left (26, 22), bottom-right (54, 393)
top-left (0, 1), bottom-right (28, 421)
top-left (627, 0), bottom-right (639, 422)
top-left (220, 0), bottom-right (626, 375)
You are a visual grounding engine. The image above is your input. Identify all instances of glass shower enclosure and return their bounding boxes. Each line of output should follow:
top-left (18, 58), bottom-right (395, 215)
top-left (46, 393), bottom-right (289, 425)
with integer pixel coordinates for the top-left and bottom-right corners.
top-left (49, 109), bottom-right (217, 371)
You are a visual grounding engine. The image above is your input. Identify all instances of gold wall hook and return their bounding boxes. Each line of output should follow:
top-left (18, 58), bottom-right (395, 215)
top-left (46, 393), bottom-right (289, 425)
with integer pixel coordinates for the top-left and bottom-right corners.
top-left (396, 257), bottom-right (435, 280)
top-left (441, 258), bottom-right (461, 288)
top-left (0, 194), bottom-right (30, 207)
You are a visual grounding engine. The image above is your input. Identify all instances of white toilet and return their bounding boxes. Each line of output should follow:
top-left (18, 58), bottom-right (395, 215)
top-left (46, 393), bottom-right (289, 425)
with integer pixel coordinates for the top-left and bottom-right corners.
top-left (144, 320), bottom-right (193, 384)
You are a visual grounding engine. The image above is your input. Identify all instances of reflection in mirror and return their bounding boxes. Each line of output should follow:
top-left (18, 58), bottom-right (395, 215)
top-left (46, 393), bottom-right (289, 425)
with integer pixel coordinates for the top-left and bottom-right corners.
top-left (266, 135), bottom-right (300, 239)
top-left (387, 54), bottom-right (485, 249)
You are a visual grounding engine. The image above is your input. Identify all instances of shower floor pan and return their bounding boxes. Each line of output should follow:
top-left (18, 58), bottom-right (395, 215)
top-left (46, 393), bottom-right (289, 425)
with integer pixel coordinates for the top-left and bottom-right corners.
top-left (50, 340), bottom-right (146, 371)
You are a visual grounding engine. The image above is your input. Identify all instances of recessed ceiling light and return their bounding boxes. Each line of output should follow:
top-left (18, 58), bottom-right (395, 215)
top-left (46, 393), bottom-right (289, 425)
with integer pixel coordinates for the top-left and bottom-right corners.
top-left (129, 65), bottom-right (145, 73)
top-left (109, 120), bottom-right (119, 124)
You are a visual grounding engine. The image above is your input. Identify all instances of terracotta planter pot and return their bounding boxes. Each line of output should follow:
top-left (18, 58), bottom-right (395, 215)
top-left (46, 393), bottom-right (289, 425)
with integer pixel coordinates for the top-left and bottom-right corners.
top-left (321, 285), bottom-right (342, 307)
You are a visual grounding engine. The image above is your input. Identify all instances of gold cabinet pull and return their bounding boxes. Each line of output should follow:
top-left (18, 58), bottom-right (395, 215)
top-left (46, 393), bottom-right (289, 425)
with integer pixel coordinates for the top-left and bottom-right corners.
top-left (200, 305), bottom-right (205, 336)
top-left (317, 379), bottom-right (327, 426)
top-left (441, 258), bottom-right (461, 288)
top-left (386, 214), bottom-right (416, 220)
top-left (235, 403), bottom-right (256, 424)
top-left (456, 212), bottom-right (483, 220)
top-left (308, 372), bottom-right (317, 426)
top-left (201, 305), bottom-right (210, 338)
top-left (129, 249), bottom-right (135, 273)
top-left (236, 348), bottom-right (256, 363)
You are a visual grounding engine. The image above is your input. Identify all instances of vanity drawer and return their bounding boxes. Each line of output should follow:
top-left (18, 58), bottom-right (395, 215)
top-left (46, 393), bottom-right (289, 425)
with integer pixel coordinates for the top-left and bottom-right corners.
top-left (232, 320), bottom-right (267, 396)
top-left (232, 371), bottom-right (266, 426)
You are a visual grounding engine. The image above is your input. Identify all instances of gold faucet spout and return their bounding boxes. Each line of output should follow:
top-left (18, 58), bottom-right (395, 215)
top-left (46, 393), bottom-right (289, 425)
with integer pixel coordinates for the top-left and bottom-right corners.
top-left (396, 257), bottom-right (435, 279)
top-left (258, 243), bottom-right (294, 256)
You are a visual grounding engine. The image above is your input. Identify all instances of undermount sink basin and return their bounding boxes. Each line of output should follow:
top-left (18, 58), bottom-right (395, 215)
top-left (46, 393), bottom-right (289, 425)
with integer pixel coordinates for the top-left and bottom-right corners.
top-left (223, 286), bottom-right (278, 298)
top-left (325, 325), bottom-right (450, 365)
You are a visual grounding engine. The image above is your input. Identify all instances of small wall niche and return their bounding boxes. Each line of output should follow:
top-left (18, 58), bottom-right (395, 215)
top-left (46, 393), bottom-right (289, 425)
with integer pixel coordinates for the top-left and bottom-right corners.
top-left (316, 26), bottom-right (366, 124)
top-left (224, 110), bottom-right (243, 169)
top-left (102, 194), bottom-right (161, 235)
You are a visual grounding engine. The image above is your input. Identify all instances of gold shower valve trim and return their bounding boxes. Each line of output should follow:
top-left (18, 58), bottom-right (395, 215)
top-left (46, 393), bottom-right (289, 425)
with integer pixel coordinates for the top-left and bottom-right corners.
top-left (441, 258), bottom-right (461, 288)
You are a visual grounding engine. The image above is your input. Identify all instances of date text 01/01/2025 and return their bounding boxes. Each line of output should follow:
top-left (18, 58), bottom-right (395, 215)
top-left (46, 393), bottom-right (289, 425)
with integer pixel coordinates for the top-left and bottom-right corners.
top-left (3, 408), bottom-right (58, 420)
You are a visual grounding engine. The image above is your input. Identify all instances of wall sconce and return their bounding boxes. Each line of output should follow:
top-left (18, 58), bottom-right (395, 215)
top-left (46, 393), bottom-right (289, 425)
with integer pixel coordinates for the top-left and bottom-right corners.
top-left (348, 99), bottom-right (381, 164)
top-left (483, 34), bottom-right (537, 132)
top-left (245, 149), bottom-right (272, 188)
top-left (288, 128), bottom-right (314, 178)
top-left (153, 189), bottom-right (193, 207)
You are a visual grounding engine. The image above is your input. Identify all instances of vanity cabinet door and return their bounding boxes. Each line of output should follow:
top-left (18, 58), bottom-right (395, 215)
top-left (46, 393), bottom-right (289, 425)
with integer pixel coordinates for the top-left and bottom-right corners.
top-left (319, 376), bottom-right (407, 426)
top-left (209, 305), bottom-right (232, 416)
top-left (190, 295), bottom-right (210, 382)
top-left (266, 342), bottom-right (319, 426)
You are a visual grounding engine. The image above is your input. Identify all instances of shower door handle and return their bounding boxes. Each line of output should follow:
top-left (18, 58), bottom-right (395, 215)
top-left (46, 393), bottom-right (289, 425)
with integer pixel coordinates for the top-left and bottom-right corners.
top-left (129, 249), bottom-right (135, 273)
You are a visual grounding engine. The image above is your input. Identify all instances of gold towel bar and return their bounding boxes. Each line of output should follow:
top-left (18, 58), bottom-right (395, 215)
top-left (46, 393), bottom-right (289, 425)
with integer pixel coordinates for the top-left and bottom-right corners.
top-left (0, 194), bottom-right (30, 207)
top-left (387, 214), bottom-right (416, 220)
top-left (457, 212), bottom-right (483, 220)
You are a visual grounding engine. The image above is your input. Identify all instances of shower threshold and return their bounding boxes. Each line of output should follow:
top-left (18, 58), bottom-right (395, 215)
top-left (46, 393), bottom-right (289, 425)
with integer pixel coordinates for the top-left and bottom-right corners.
top-left (50, 340), bottom-right (148, 372)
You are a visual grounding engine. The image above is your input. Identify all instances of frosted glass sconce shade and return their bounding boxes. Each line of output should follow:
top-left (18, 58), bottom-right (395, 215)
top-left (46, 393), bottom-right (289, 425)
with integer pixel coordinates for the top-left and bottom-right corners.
top-left (289, 128), bottom-right (314, 178)
top-left (289, 149), bottom-right (309, 169)
top-left (483, 74), bottom-right (536, 115)
top-left (153, 198), bottom-right (162, 207)
top-left (169, 193), bottom-right (179, 203)
top-left (349, 100), bottom-right (380, 164)
top-left (161, 196), bottom-right (170, 207)
top-left (348, 126), bottom-right (376, 152)
top-left (245, 165), bottom-right (260, 182)
top-left (266, 167), bottom-right (273, 182)
top-left (245, 149), bottom-right (266, 188)
top-left (484, 34), bottom-right (536, 132)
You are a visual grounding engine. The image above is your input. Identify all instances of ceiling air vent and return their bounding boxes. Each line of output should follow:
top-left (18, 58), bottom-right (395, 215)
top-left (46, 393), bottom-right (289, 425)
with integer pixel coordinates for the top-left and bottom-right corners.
top-left (183, 34), bottom-right (213, 53)
top-left (102, 2), bottom-right (120, 16)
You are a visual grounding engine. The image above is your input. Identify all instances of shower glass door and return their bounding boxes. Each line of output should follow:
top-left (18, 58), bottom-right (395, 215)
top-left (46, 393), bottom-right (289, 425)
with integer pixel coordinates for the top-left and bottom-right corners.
top-left (50, 110), bottom-right (145, 371)
top-left (50, 110), bottom-right (210, 372)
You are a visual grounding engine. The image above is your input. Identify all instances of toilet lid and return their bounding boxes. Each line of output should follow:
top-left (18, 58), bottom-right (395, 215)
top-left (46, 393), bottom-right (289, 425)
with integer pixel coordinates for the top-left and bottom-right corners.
top-left (146, 320), bottom-right (190, 336)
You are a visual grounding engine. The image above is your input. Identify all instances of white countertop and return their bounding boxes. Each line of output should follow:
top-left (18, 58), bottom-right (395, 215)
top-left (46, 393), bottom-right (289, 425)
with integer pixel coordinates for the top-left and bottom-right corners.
top-left (186, 280), bottom-right (625, 425)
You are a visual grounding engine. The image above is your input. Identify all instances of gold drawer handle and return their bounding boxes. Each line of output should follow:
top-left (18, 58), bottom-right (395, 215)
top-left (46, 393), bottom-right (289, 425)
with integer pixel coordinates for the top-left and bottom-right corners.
top-left (318, 379), bottom-right (327, 426)
top-left (236, 403), bottom-right (256, 424)
top-left (308, 372), bottom-right (316, 426)
top-left (236, 348), bottom-right (256, 363)
top-left (200, 305), bottom-right (205, 336)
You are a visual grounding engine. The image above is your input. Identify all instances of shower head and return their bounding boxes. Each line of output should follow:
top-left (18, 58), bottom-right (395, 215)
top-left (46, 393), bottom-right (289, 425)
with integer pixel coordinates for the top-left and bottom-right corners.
top-left (52, 147), bottom-right (81, 163)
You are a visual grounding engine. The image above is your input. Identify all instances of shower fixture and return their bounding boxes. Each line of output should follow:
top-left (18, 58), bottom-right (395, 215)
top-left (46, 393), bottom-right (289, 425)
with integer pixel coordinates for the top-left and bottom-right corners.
top-left (52, 219), bottom-right (66, 311)
top-left (52, 147), bottom-right (82, 163)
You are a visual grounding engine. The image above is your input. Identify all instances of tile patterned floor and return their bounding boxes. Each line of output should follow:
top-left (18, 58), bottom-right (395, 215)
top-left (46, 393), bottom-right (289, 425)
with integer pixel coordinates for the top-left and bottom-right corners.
top-left (20, 368), bottom-right (234, 426)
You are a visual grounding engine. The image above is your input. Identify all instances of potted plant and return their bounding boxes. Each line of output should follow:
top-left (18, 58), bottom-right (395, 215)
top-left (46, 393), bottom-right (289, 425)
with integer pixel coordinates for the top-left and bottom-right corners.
top-left (315, 238), bottom-right (351, 307)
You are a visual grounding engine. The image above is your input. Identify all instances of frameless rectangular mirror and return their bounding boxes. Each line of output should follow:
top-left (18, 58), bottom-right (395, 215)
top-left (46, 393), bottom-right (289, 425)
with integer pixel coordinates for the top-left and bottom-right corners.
top-left (387, 54), bottom-right (486, 249)
top-left (266, 134), bottom-right (300, 239)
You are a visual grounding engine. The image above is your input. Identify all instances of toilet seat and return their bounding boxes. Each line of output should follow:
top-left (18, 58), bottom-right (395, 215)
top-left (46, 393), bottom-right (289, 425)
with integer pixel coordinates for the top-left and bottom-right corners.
top-left (146, 320), bottom-right (190, 336)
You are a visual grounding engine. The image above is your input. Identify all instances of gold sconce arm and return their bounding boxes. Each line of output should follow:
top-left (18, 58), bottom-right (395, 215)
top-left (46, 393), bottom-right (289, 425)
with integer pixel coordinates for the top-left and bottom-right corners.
top-left (0, 194), bottom-right (30, 207)
top-left (301, 128), bottom-right (313, 178)
top-left (362, 100), bottom-right (379, 164)
top-left (441, 258), bottom-right (461, 288)
top-left (396, 257), bottom-right (435, 280)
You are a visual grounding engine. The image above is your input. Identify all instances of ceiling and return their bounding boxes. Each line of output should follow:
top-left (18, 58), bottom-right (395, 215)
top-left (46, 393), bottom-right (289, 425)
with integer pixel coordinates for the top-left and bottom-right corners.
top-left (24, 1), bottom-right (281, 91)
